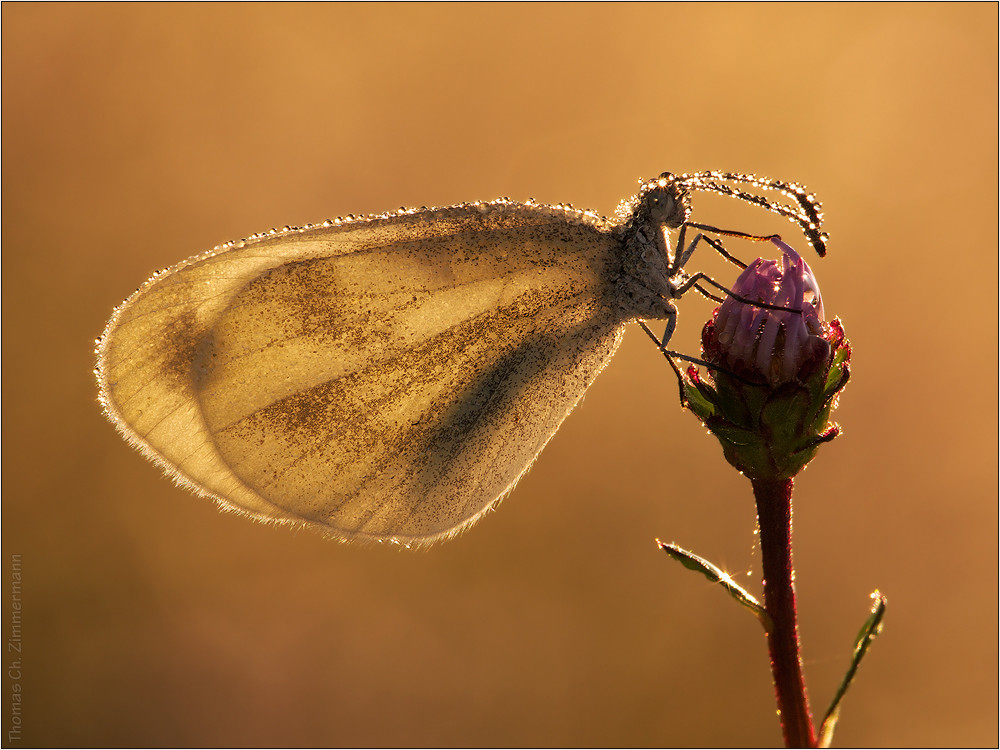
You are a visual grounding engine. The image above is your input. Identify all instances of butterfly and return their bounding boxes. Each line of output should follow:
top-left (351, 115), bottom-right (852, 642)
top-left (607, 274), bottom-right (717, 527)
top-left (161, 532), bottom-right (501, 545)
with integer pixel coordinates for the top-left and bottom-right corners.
top-left (96, 171), bottom-right (825, 546)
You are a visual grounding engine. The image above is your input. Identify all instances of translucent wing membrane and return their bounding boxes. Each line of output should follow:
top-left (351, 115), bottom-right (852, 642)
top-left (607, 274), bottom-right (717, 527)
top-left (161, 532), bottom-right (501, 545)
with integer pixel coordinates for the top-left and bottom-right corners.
top-left (97, 202), bottom-right (635, 544)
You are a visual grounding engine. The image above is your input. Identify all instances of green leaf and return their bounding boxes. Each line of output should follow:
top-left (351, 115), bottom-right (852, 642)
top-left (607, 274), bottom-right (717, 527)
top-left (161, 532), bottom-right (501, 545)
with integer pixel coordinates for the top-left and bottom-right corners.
top-left (818, 591), bottom-right (888, 748)
top-left (657, 540), bottom-right (772, 630)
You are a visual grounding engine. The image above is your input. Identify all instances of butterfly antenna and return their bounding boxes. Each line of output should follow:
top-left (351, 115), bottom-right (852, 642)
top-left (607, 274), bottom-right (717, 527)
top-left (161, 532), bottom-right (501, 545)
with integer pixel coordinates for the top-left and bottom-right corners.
top-left (680, 171), bottom-right (828, 257)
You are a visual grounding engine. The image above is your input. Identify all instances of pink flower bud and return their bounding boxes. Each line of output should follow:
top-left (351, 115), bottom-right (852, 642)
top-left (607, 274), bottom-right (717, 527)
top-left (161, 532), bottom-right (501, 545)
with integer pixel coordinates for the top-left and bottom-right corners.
top-left (682, 238), bottom-right (850, 481)
top-left (710, 238), bottom-right (828, 385)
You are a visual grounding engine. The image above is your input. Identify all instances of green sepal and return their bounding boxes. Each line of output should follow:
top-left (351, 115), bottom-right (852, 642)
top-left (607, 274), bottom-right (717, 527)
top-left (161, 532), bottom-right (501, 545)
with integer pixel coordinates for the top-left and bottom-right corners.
top-left (680, 320), bottom-right (851, 481)
top-left (657, 539), bottom-right (772, 630)
top-left (817, 591), bottom-right (888, 748)
top-left (824, 350), bottom-right (849, 392)
top-left (761, 383), bottom-right (812, 445)
top-left (682, 377), bottom-right (717, 421)
top-left (714, 373), bottom-right (759, 428)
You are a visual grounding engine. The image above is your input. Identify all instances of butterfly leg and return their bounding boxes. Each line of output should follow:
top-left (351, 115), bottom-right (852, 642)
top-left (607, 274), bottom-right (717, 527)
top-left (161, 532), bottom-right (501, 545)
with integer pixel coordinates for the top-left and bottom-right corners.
top-left (637, 318), bottom-right (772, 407)
top-left (658, 302), bottom-right (678, 348)
top-left (638, 319), bottom-right (727, 407)
top-left (673, 222), bottom-right (777, 275)
top-left (675, 272), bottom-right (803, 316)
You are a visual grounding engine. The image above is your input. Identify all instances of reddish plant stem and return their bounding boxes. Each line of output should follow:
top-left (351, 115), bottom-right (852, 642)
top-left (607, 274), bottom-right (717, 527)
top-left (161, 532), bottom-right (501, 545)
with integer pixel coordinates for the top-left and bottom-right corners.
top-left (752, 477), bottom-right (817, 748)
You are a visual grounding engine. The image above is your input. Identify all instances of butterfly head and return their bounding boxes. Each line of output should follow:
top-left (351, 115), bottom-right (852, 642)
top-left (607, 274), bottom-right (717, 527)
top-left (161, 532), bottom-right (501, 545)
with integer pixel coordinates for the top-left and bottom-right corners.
top-left (636, 172), bottom-right (692, 230)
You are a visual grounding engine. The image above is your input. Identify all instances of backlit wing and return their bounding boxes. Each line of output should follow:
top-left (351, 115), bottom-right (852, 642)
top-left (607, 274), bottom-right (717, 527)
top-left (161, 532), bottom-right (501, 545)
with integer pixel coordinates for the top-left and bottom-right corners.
top-left (97, 202), bottom-right (631, 544)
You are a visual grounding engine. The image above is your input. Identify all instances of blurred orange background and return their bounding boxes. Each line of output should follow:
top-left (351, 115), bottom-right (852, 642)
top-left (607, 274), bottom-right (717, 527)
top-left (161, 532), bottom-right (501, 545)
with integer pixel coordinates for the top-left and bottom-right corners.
top-left (3, 4), bottom-right (997, 747)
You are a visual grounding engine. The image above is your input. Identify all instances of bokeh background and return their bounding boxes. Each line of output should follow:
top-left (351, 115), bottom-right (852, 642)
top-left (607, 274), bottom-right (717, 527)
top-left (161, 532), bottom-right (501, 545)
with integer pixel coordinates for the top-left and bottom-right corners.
top-left (3, 4), bottom-right (997, 747)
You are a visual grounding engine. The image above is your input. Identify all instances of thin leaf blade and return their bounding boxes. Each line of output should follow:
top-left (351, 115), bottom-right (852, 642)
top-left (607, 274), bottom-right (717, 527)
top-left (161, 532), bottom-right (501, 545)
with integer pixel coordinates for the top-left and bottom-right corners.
top-left (657, 539), bottom-right (772, 629)
top-left (818, 590), bottom-right (888, 747)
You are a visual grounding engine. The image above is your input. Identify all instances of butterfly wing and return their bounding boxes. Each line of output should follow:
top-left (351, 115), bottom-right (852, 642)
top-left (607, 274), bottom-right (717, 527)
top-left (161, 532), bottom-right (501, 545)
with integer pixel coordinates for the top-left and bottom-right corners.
top-left (97, 202), bottom-right (629, 544)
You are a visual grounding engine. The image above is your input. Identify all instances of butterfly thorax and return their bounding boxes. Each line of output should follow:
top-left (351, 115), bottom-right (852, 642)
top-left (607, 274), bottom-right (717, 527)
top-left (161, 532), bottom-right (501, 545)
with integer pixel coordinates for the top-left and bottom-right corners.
top-left (613, 174), bottom-right (692, 321)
